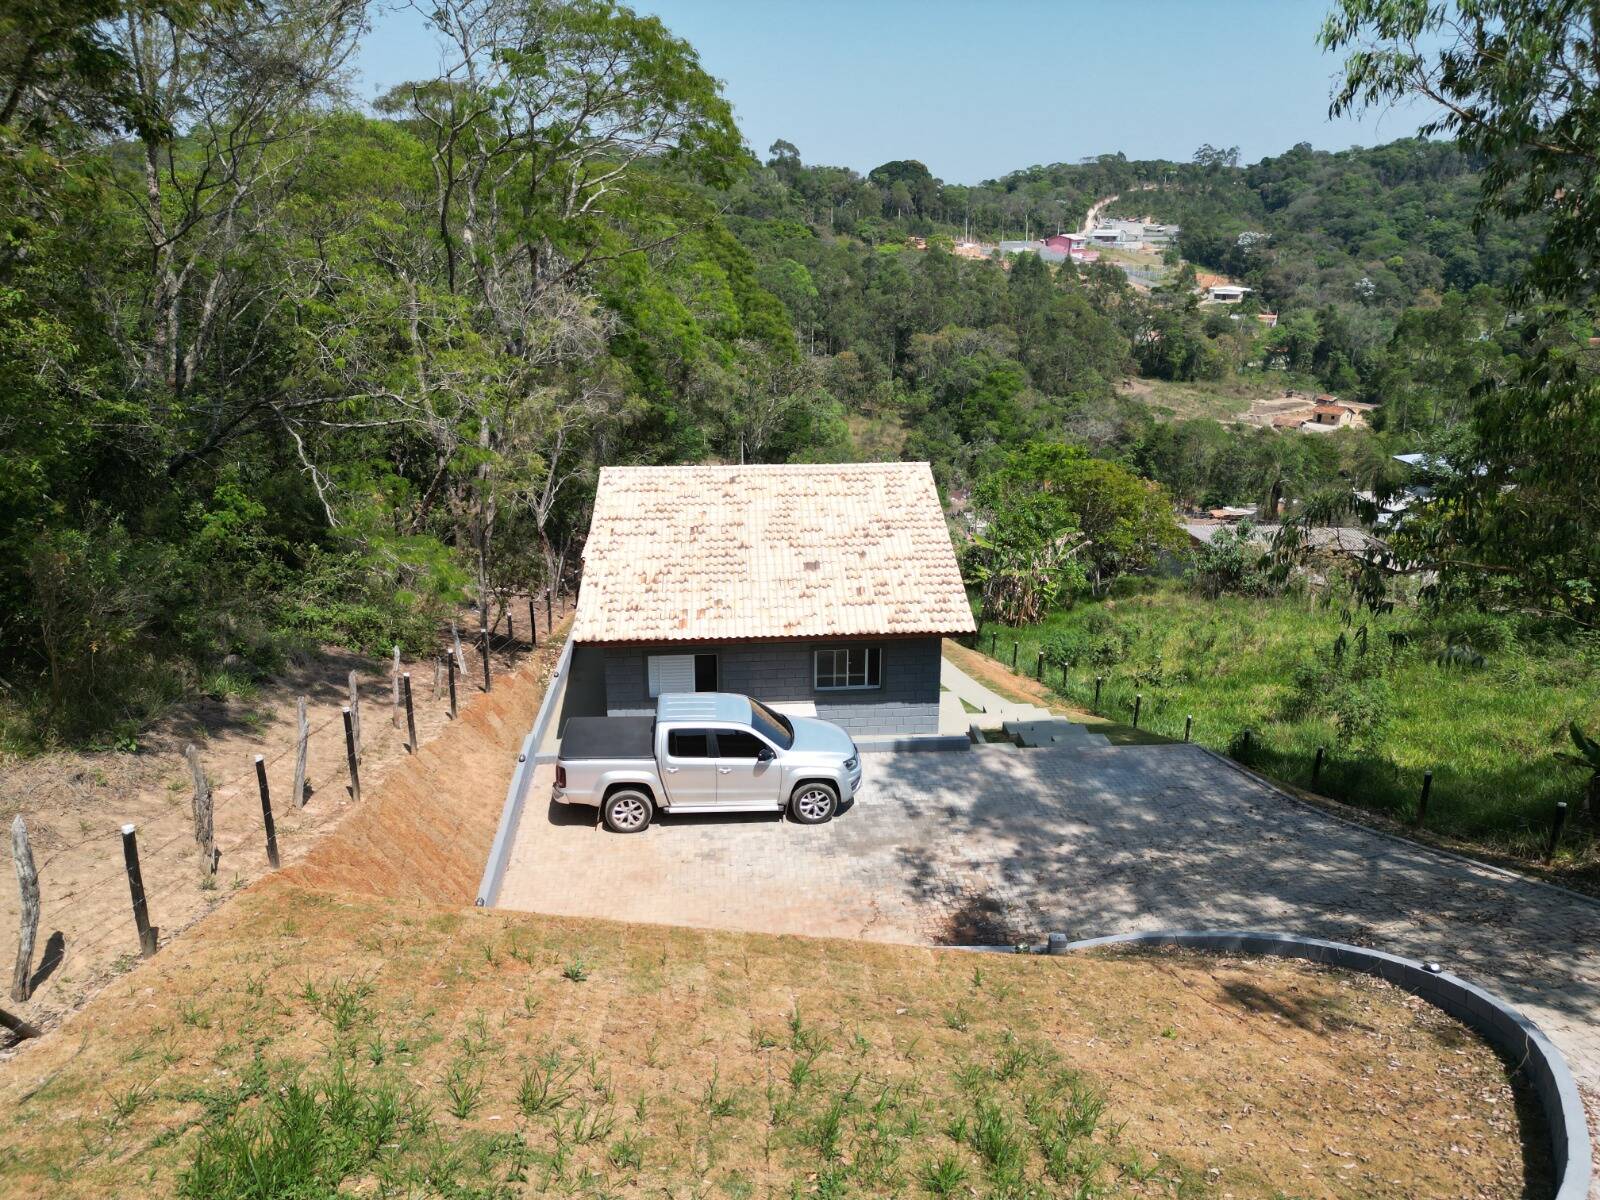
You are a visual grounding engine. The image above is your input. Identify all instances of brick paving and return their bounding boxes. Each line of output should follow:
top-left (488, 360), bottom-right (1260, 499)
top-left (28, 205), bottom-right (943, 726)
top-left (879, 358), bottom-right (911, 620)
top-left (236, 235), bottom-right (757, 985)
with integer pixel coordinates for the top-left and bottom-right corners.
top-left (498, 741), bottom-right (1600, 1107)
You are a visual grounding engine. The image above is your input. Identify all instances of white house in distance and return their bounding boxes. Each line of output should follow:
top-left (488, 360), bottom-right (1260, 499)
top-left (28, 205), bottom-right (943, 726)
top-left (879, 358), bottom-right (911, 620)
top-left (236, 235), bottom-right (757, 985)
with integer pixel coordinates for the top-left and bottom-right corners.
top-left (544, 462), bottom-right (976, 755)
top-left (1206, 283), bottom-right (1253, 303)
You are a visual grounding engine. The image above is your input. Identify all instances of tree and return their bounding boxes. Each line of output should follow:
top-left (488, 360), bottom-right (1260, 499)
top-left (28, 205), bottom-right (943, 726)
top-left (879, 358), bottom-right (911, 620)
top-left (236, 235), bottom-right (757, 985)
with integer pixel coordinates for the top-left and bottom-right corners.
top-left (1325, 0), bottom-right (1600, 627)
top-left (985, 442), bottom-right (1184, 595)
top-left (967, 474), bottom-right (1087, 626)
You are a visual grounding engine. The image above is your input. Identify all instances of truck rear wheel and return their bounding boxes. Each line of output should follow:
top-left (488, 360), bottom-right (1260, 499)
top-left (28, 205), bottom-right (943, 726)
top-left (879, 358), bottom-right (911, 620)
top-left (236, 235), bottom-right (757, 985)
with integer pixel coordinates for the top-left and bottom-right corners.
top-left (788, 782), bottom-right (837, 825)
top-left (603, 788), bottom-right (654, 834)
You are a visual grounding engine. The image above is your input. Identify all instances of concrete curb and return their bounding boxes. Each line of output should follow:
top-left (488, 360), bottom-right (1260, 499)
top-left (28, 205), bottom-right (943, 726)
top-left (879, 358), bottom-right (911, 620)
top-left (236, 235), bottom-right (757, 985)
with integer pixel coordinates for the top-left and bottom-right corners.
top-left (960, 929), bottom-right (1589, 1200)
top-left (475, 638), bottom-right (573, 908)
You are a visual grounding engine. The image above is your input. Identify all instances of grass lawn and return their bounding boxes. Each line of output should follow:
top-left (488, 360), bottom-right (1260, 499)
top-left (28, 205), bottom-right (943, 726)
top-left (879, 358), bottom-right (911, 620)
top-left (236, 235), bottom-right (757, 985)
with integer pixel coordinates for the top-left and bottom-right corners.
top-left (970, 580), bottom-right (1600, 874)
top-left (0, 882), bottom-right (1545, 1199)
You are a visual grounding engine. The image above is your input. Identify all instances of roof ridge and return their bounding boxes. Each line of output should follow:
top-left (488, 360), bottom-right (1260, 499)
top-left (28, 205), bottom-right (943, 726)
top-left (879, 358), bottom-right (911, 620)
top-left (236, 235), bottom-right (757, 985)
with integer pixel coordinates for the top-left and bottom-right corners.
top-left (598, 461), bottom-right (931, 473)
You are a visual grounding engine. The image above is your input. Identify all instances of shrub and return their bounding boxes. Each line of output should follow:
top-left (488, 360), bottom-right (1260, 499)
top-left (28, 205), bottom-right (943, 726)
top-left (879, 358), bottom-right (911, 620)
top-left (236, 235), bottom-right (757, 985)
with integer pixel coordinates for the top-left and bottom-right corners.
top-left (1187, 521), bottom-right (1276, 599)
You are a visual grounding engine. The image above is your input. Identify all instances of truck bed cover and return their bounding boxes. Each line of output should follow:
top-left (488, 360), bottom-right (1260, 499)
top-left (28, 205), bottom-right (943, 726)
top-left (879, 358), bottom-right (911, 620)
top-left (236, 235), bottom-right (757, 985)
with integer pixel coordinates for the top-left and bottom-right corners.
top-left (559, 716), bottom-right (655, 761)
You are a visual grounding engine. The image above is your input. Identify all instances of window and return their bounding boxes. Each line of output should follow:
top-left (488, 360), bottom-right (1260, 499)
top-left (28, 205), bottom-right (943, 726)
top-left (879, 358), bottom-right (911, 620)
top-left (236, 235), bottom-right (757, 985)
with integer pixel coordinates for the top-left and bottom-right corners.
top-left (647, 653), bottom-right (718, 698)
top-left (748, 699), bottom-right (795, 749)
top-left (666, 730), bottom-right (711, 758)
top-left (814, 646), bottom-right (882, 691)
top-left (715, 730), bottom-right (767, 759)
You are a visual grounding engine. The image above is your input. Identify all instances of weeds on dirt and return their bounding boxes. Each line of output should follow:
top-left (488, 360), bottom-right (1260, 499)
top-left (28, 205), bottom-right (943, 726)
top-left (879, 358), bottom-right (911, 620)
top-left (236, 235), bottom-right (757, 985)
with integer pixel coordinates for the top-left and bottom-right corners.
top-left (517, 1048), bottom-right (579, 1117)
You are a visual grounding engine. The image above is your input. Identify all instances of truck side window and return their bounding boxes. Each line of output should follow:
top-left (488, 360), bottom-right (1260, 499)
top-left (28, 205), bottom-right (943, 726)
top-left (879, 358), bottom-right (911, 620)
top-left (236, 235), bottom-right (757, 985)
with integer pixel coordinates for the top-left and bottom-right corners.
top-left (715, 730), bottom-right (766, 759)
top-left (666, 730), bottom-right (711, 758)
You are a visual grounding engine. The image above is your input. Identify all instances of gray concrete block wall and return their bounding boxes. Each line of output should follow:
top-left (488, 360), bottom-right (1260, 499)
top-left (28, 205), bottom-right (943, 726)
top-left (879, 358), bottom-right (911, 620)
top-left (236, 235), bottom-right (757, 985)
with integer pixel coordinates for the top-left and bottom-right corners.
top-left (594, 637), bottom-right (943, 735)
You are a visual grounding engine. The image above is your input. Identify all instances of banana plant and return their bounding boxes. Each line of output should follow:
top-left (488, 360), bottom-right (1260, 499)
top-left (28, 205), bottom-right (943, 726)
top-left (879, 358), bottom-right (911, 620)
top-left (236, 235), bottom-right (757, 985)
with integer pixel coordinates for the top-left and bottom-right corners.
top-left (1559, 723), bottom-right (1600, 817)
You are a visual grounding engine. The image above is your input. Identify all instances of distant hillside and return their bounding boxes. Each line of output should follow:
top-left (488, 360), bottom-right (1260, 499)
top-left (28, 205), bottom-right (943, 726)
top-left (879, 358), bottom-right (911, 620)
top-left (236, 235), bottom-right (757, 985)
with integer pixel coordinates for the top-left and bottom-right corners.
top-left (1102, 139), bottom-right (1529, 312)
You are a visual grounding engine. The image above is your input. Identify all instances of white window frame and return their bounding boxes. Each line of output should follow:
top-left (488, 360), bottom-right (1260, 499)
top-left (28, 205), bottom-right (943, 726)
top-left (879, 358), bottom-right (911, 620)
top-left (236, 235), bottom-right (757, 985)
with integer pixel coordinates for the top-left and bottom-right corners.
top-left (813, 646), bottom-right (882, 692)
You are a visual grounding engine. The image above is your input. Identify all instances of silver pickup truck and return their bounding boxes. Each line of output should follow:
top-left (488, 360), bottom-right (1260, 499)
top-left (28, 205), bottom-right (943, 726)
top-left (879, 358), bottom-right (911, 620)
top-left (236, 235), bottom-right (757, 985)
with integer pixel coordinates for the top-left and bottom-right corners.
top-left (553, 692), bottom-right (863, 833)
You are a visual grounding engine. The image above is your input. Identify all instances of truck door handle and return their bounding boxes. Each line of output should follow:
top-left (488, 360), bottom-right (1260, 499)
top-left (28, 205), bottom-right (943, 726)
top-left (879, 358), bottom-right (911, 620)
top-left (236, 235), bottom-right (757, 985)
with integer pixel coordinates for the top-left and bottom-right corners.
top-left (717, 768), bottom-right (731, 774)
top-left (665, 766), bottom-right (679, 774)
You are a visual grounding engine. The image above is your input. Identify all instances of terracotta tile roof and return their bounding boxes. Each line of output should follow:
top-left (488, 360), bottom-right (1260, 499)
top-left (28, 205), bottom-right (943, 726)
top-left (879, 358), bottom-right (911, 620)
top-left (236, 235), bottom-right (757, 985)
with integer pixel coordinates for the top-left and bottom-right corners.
top-left (572, 462), bottom-right (976, 644)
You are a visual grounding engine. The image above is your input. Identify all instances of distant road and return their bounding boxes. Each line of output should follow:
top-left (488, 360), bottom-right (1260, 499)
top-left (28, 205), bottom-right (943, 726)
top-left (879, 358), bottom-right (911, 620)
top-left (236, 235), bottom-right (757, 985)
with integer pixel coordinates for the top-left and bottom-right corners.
top-left (1076, 193), bottom-right (1117, 236)
top-left (1076, 182), bottom-right (1159, 236)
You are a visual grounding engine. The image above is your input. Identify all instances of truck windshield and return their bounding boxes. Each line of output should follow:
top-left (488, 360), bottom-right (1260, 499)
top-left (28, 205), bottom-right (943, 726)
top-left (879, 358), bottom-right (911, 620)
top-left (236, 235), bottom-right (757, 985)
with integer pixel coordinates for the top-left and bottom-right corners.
top-left (748, 699), bottom-right (795, 749)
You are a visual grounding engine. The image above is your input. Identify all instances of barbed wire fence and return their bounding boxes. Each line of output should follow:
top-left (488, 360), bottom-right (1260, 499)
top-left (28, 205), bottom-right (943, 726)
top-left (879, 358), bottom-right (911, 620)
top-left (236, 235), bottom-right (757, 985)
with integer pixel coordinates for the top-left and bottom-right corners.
top-left (3, 590), bottom-right (574, 1038)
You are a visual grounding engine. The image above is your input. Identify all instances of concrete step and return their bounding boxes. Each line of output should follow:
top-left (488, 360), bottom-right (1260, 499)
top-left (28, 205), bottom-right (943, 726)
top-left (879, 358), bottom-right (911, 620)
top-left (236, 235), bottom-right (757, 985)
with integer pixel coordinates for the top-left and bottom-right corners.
top-left (1001, 717), bottom-right (1113, 749)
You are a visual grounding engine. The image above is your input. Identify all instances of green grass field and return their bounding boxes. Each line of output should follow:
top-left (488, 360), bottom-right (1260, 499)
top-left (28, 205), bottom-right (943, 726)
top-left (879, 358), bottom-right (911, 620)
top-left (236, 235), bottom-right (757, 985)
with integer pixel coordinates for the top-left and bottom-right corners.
top-left (973, 580), bottom-right (1600, 871)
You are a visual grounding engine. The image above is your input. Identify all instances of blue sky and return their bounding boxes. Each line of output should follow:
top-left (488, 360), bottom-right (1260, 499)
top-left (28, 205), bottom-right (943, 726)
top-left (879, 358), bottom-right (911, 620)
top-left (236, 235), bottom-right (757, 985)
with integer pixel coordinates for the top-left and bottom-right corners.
top-left (353, 0), bottom-right (1432, 184)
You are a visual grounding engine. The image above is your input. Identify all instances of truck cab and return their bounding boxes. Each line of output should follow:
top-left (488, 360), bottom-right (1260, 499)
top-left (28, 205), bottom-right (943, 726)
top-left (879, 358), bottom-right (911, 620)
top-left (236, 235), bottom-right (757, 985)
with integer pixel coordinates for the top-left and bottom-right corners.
top-left (553, 692), bottom-right (862, 833)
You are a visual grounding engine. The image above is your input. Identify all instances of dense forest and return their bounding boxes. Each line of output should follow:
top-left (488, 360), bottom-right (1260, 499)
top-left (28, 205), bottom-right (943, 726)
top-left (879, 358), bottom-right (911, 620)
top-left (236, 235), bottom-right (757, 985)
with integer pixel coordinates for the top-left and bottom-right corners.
top-left (2, 0), bottom-right (1596, 752)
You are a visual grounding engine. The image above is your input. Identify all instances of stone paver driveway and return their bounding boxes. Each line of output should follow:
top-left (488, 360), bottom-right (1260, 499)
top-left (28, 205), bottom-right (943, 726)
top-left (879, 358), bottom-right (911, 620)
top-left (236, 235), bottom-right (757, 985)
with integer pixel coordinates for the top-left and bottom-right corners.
top-left (499, 741), bottom-right (1600, 1104)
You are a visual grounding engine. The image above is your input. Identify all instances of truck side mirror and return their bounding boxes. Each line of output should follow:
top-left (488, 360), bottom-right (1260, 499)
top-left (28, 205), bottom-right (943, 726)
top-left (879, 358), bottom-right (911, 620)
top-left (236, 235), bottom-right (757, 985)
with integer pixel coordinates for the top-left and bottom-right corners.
top-left (757, 747), bottom-right (775, 762)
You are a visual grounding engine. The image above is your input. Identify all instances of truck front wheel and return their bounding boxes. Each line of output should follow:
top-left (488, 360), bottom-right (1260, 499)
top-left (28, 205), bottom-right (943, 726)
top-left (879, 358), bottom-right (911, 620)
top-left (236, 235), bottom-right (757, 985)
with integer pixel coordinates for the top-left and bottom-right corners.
top-left (603, 788), bottom-right (654, 834)
top-left (788, 782), bottom-right (838, 825)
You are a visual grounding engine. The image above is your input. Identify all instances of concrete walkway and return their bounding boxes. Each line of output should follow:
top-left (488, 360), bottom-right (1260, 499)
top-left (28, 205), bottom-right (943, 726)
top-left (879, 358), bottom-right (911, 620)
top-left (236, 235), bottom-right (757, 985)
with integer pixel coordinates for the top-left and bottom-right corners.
top-left (940, 657), bottom-right (1109, 748)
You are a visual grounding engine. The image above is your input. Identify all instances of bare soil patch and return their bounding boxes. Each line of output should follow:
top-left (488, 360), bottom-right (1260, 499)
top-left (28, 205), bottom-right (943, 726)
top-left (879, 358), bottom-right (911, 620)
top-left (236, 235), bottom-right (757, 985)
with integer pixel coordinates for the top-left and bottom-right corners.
top-left (0, 884), bottom-right (1548, 1198)
top-left (0, 598), bottom-right (570, 1036)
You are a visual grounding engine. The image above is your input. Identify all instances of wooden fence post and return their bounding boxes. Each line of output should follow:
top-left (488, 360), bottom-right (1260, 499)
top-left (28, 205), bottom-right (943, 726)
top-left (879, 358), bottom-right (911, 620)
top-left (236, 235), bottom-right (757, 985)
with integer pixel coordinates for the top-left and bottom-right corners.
top-left (183, 744), bottom-right (215, 877)
top-left (480, 631), bottom-right (492, 693)
top-left (292, 695), bottom-right (309, 810)
top-left (402, 672), bottom-right (417, 753)
top-left (1546, 801), bottom-right (1570, 865)
top-left (347, 670), bottom-right (361, 761)
top-left (1312, 746), bottom-right (1325, 782)
top-left (120, 825), bottom-right (158, 957)
top-left (1413, 770), bottom-right (1433, 829)
top-left (546, 587), bottom-right (553, 631)
top-left (1093, 676), bottom-right (1103, 710)
top-left (11, 817), bottom-right (39, 1003)
top-left (254, 755), bottom-right (280, 869)
top-left (342, 707), bottom-right (361, 804)
top-left (391, 644), bottom-right (402, 728)
top-left (1010, 641), bottom-right (1018, 670)
top-left (506, 614), bottom-right (516, 665)
top-left (1132, 694), bottom-right (1142, 729)
top-left (452, 622), bottom-right (467, 673)
top-left (1184, 714), bottom-right (1193, 743)
top-left (529, 598), bottom-right (538, 649)
top-left (447, 652), bottom-right (458, 719)
top-left (1035, 650), bottom-right (1044, 680)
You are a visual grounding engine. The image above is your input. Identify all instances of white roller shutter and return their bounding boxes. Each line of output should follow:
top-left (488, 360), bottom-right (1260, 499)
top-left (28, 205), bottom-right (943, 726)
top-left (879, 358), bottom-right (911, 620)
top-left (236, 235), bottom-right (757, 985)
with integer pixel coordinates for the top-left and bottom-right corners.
top-left (647, 654), bottom-right (695, 698)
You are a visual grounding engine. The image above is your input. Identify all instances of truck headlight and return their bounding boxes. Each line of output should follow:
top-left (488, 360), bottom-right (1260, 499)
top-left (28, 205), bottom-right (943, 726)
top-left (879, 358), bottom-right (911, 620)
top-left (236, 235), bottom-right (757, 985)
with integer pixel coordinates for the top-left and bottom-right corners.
top-left (843, 756), bottom-right (858, 771)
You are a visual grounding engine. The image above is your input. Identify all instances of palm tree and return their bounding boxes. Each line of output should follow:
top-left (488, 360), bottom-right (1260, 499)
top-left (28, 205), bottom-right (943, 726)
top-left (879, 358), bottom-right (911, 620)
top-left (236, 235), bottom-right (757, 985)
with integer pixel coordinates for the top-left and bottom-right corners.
top-left (1559, 723), bottom-right (1600, 818)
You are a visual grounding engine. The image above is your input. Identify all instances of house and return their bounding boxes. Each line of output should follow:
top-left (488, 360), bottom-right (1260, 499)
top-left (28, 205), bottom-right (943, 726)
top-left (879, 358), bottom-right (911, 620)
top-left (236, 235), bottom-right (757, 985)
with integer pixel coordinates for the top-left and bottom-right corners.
top-left (1042, 233), bottom-right (1086, 253)
top-left (1186, 520), bottom-right (1391, 567)
top-left (1205, 283), bottom-right (1252, 303)
top-left (1088, 226), bottom-right (1132, 244)
top-left (559, 462), bottom-right (976, 750)
top-left (1300, 403), bottom-right (1356, 432)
